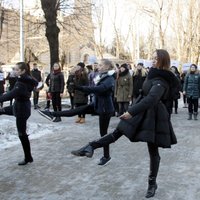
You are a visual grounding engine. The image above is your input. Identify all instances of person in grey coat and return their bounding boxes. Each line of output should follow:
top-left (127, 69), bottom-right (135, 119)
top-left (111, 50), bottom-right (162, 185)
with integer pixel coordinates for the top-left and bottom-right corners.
top-left (183, 64), bottom-right (200, 120)
top-left (70, 49), bottom-right (178, 198)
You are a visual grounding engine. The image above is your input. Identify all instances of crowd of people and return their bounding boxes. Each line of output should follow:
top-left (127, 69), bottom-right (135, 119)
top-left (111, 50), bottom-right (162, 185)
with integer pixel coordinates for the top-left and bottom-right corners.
top-left (0, 49), bottom-right (200, 198)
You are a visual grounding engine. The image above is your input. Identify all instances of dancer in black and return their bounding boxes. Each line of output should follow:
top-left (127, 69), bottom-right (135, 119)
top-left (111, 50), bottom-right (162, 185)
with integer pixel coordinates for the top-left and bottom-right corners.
top-left (0, 62), bottom-right (38, 165)
top-left (70, 50), bottom-right (178, 198)
top-left (38, 59), bottom-right (115, 165)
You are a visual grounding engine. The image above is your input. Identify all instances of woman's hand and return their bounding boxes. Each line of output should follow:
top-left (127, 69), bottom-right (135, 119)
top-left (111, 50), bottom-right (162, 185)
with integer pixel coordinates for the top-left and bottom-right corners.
top-left (119, 112), bottom-right (132, 119)
top-left (60, 93), bottom-right (63, 98)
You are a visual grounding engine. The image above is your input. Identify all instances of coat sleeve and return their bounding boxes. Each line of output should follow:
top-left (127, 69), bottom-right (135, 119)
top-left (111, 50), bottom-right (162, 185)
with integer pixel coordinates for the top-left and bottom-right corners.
top-left (128, 81), bottom-right (166, 116)
top-left (78, 78), bottom-right (114, 95)
top-left (60, 73), bottom-right (65, 93)
top-left (45, 74), bottom-right (50, 87)
top-left (0, 83), bottom-right (25, 102)
top-left (183, 75), bottom-right (188, 92)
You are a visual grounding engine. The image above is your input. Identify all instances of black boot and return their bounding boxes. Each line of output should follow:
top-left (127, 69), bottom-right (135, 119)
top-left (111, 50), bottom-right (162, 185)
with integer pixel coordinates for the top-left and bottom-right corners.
top-left (145, 156), bottom-right (160, 198)
top-left (188, 113), bottom-right (192, 120)
top-left (193, 112), bottom-right (198, 120)
top-left (71, 129), bottom-right (121, 158)
top-left (18, 136), bottom-right (33, 165)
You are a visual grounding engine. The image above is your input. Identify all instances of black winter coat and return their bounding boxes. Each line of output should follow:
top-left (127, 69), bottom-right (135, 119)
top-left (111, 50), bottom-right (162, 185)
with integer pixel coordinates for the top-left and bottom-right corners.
top-left (31, 69), bottom-right (42, 82)
top-left (118, 67), bottom-right (178, 148)
top-left (66, 74), bottom-right (75, 93)
top-left (49, 72), bottom-right (65, 93)
top-left (0, 74), bottom-right (38, 118)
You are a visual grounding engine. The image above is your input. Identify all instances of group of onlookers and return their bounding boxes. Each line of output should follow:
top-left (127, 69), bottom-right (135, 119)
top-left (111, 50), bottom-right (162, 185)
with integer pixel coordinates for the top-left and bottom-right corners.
top-left (1, 61), bottom-right (200, 121)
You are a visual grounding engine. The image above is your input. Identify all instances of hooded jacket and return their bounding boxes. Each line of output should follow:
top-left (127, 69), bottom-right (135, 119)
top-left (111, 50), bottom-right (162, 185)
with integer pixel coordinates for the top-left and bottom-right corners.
top-left (0, 74), bottom-right (38, 118)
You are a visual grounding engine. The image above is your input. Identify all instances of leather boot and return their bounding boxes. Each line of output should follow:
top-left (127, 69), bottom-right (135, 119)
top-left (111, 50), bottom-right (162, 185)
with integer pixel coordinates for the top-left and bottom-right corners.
top-left (193, 112), bottom-right (198, 120)
top-left (18, 136), bottom-right (33, 165)
top-left (71, 129), bottom-right (122, 157)
top-left (79, 118), bottom-right (85, 124)
top-left (145, 156), bottom-right (160, 198)
top-left (188, 113), bottom-right (192, 120)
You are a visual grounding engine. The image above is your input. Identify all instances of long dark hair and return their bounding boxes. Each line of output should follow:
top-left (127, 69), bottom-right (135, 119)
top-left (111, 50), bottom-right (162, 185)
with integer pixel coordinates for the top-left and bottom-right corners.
top-left (155, 49), bottom-right (170, 70)
top-left (16, 62), bottom-right (30, 75)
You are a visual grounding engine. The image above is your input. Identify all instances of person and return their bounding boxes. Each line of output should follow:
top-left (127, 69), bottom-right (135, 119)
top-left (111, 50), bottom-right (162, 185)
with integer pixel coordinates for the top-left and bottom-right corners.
top-left (73, 62), bottom-right (89, 124)
top-left (66, 70), bottom-right (75, 109)
top-left (30, 63), bottom-right (42, 109)
top-left (169, 66), bottom-right (181, 114)
top-left (115, 63), bottom-right (133, 116)
top-left (38, 59), bottom-right (115, 166)
top-left (0, 66), bottom-right (5, 108)
top-left (6, 67), bottom-right (17, 105)
top-left (183, 64), bottom-right (200, 120)
top-left (132, 63), bottom-right (147, 104)
top-left (0, 62), bottom-right (38, 165)
top-left (70, 49), bottom-right (178, 198)
top-left (49, 63), bottom-right (65, 122)
top-left (44, 73), bottom-right (51, 110)
top-left (180, 71), bottom-right (187, 108)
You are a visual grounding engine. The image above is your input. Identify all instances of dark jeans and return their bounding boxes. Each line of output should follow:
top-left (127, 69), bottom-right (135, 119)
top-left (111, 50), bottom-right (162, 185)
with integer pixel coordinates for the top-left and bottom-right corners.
top-left (69, 92), bottom-right (74, 109)
top-left (169, 99), bottom-right (178, 113)
top-left (187, 97), bottom-right (198, 113)
top-left (75, 103), bottom-right (87, 118)
top-left (118, 102), bottom-right (129, 115)
top-left (51, 92), bottom-right (62, 112)
top-left (52, 104), bottom-right (112, 158)
top-left (33, 91), bottom-right (39, 106)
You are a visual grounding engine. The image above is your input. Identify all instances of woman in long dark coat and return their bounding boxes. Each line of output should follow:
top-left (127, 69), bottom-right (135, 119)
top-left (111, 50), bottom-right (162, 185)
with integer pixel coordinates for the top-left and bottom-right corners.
top-left (70, 49), bottom-right (178, 198)
top-left (0, 62), bottom-right (38, 165)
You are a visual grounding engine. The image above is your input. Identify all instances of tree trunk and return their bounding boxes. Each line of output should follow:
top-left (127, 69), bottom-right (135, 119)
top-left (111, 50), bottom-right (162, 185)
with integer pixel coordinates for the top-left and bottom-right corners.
top-left (41, 0), bottom-right (60, 69)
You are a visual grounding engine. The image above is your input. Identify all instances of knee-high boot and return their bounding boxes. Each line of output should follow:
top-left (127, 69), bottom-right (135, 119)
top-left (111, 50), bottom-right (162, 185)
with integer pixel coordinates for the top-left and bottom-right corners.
top-left (71, 129), bottom-right (123, 157)
top-left (145, 155), bottom-right (160, 198)
top-left (18, 135), bottom-right (33, 165)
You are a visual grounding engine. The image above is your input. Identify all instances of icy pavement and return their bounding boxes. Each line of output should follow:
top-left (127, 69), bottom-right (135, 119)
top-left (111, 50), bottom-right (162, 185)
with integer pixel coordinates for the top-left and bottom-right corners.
top-left (0, 101), bottom-right (200, 200)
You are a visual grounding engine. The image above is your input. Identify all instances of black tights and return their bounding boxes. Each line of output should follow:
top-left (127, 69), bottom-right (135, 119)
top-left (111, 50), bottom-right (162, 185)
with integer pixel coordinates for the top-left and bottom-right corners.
top-left (51, 104), bottom-right (112, 158)
top-left (90, 129), bottom-right (160, 179)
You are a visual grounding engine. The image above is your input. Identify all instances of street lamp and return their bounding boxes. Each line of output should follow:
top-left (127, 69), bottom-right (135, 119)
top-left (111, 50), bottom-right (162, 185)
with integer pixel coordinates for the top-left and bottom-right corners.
top-left (20, 0), bottom-right (24, 62)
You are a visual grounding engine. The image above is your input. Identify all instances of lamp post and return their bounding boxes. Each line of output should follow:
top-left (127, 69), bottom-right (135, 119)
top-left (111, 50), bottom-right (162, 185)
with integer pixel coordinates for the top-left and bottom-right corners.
top-left (20, 0), bottom-right (24, 62)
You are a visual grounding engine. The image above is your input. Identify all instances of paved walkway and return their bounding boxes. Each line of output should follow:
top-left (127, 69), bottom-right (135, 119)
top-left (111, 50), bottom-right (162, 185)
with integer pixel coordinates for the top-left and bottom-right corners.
top-left (0, 104), bottom-right (199, 200)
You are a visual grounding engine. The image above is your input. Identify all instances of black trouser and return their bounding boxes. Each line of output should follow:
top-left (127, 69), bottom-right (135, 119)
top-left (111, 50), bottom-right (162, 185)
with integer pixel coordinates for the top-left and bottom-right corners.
top-left (0, 106), bottom-right (32, 160)
top-left (33, 91), bottom-right (39, 106)
top-left (169, 99), bottom-right (178, 113)
top-left (51, 92), bottom-right (62, 112)
top-left (69, 92), bottom-right (74, 109)
top-left (118, 102), bottom-right (129, 115)
top-left (183, 94), bottom-right (187, 104)
top-left (75, 103), bottom-right (87, 118)
top-left (90, 129), bottom-right (160, 179)
top-left (187, 97), bottom-right (198, 113)
top-left (51, 104), bottom-right (112, 158)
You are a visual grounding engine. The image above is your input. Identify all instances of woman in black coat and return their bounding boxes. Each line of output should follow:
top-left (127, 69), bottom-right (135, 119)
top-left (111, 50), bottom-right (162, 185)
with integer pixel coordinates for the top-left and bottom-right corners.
top-left (38, 59), bottom-right (115, 166)
top-left (49, 63), bottom-right (65, 122)
top-left (70, 49), bottom-right (178, 198)
top-left (0, 62), bottom-right (38, 165)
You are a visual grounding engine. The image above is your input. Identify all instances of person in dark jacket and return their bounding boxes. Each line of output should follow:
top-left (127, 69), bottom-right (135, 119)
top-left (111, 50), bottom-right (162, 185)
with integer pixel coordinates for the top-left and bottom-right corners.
top-left (0, 66), bottom-right (5, 108)
top-left (31, 63), bottom-right (42, 109)
top-left (169, 66), bottom-right (181, 114)
top-left (132, 63), bottom-right (147, 104)
top-left (70, 49), bottom-right (178, 198)
top-left (183, 64), bottom-right (200, 120)
top-left (66, 70), bottom-right (75, 109)
top-left (49, 63), bottom-right (65, 122)
top-left (0, 62), bottom-right (38, 165)
top-left (6, 67), bottom-right (17, 105)
top-left (44, 73), bottom-right (51, 110)
top-left (38, 59), bottom-right (115, 166)
top-left (73, 62), bottom-right (89, 124)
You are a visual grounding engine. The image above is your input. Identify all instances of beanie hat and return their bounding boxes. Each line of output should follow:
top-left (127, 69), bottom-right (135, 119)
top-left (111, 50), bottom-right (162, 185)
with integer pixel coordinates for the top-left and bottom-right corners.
top-left (77, 62), bottom-right (85, 69)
